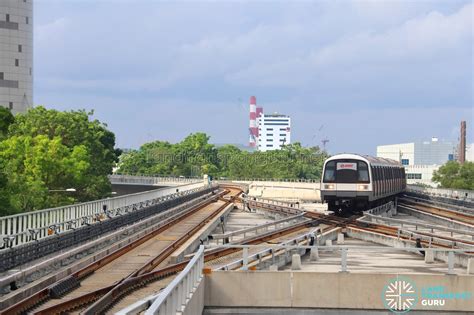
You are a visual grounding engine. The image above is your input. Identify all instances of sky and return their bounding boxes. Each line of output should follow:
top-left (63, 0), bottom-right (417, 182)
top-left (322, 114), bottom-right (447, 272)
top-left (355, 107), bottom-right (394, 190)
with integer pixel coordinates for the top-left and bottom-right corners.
top-left (34, 0), bottom-right (473, 154)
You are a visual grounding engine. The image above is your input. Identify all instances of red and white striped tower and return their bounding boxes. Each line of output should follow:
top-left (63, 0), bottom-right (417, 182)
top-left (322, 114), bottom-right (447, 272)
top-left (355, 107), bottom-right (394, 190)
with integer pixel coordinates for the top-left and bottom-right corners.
top-left (249, 96), bottom-right (258, 147)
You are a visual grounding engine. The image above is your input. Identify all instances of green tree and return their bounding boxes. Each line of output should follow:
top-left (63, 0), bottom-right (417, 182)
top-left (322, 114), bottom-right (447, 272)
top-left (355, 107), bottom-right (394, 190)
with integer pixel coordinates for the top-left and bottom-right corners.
top-left (7, 106), bottom-right (118, 202)
top-left (432, 161), bottom-right (474, 190)
top-left (0, 135), bottom-right (90, 214)
top-left (118, 134), bottom-right (329, 181)
top-left (0, 107), bottom-right (15, 213)
top-left (0, 107), bottom-right (14, 140)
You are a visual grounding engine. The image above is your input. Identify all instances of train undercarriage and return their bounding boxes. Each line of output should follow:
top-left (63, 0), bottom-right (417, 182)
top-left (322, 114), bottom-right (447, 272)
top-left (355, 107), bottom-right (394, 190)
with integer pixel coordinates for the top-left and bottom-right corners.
top-left (326, 196), bottom-right (397, 215)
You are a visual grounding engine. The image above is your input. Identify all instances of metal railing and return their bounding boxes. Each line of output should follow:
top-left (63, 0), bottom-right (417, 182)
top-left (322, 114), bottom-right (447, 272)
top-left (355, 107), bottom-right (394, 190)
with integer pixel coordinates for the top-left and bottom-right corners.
top-left (362, 213), bottom-right (474, 239)
top-left (211, 244), bottom-right (471, 275)
top-left (109, 174), bottom-right (201, 185)
top-left (231, 178), bottom-right (321, 183)
top-left (407, 185), bottom-right (474, 201)
top-left (144, 246), bottom-right (205, 315)
top-left (362, 201), bottom-right (395, 215)
top-left (209, 213), bottom-right (307, 244)
top-left (0, 182), bottom-right (207, 247)
top-left (246, 198), bottom-right (305, 216)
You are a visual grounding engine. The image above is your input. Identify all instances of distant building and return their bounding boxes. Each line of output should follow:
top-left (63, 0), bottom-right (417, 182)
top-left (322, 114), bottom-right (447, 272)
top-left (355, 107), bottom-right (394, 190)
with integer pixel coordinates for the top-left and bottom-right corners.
top-left (0, 1), bottom-right (33, 114)
top-left (257, 113), bottom-right (291, 152)
top-left (377, 138), bottom-right (456, 166)
top-left (377, 138), bottom-right (457, 186)
top-left (467, 143), bottom-right (474, 162)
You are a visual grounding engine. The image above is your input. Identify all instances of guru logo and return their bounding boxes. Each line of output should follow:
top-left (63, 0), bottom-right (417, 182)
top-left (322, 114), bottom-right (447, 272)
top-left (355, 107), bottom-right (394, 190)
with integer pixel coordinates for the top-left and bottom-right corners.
top-left (382, 277), bottom-right (418, 313)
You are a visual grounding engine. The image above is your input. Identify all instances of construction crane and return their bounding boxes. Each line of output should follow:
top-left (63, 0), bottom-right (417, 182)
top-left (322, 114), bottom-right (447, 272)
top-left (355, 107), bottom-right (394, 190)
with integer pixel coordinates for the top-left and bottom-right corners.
top-left (321, 138), bottom-right (330, 151)
top-left (312, 124), bottom-right (330, 151)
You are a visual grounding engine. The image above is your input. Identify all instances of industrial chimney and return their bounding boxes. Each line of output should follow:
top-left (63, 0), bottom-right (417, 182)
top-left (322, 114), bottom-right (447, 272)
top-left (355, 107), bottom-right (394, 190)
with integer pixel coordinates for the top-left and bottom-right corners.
top-left (459, 121), bottom-right (466, 164)
top-left (249, 96), bottom-right (258, 147)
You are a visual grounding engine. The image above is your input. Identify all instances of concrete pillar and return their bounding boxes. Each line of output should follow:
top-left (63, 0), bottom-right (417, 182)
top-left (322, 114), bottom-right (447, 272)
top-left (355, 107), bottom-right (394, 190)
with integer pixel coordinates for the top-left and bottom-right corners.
top-left (425, 249), bottom-right (434, 264)
top-left (310, 247), bottom-right (319, 261)
top-left (325, 239), bottom-right (332, 246)
top-left (269, 264), bottom-right (279, 271)
top-left (291, 254), bottom-right (302, 270)
top-left (467, 258), bottom-right (474, 275)
top-left (337, 233), bottom-right (345, 245)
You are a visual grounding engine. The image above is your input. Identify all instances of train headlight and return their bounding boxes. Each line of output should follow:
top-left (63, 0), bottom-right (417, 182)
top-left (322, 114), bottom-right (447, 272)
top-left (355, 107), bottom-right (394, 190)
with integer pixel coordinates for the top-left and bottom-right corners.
top-left (324, 184), bottom-right (335, 190)
top-left (358, 185), bottom-right (369, 190)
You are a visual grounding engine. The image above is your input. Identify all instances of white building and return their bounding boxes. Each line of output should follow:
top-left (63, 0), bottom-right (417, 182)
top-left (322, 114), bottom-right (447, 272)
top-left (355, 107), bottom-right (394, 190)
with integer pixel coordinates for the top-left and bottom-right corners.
top-left (257, 113), bottom-right (291, 152)
top-left (467, 143), bottom-right (474, 162)
top-left (376, 138), bottom-right (458, 187)
top-left (0, 0), bottom-right (33, 114)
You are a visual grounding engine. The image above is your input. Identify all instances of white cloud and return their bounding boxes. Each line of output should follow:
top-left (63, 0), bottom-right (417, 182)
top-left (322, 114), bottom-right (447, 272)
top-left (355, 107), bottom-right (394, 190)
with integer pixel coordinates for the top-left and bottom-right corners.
top-left (33, 1), bottom-right (473, 152)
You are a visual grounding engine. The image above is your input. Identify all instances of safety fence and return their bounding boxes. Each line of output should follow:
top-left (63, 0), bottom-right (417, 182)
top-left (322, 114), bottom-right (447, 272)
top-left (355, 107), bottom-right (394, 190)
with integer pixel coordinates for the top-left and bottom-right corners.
top-left (0, 182), bottom-right (206, 247)
top-left (209, 213), bottom-right (307, 245)
top-left (211, 244), bottom-right (471, 275)
top-left (0, 187), bottom-right (216, 272)
top-left (407, 185), bottom-right (474, 201)
top-left (118, 242), bottom-right (472, 315)
top-left (116, 246), bottom-right (205, 315)
top-left (109, 174), bottom-right (201, 186)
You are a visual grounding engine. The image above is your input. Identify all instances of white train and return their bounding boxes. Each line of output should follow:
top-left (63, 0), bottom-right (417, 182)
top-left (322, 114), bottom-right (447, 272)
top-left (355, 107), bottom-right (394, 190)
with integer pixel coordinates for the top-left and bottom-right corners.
top-left (320, 154), bottom-right (406, 213)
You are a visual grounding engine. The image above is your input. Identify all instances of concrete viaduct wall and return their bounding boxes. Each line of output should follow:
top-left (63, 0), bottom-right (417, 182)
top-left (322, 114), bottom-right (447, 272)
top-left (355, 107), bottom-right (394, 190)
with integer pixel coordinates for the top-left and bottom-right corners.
top-left (230, 181), bottom-right (321, 202)
top-left (200, 271), bottom-right (473, 312)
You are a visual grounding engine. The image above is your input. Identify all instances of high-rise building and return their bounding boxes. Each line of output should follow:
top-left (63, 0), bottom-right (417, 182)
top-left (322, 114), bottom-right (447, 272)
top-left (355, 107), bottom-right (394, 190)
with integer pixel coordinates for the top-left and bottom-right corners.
top-left (0, 0), bottom-right (33, 114)
top-left (257, 113), bottom-right (291, 152)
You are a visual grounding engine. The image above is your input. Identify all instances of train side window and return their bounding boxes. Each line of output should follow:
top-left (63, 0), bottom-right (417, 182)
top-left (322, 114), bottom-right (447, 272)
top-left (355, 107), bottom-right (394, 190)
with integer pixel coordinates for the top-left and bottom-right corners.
top-left (358, 162), bottom-right (369, 182)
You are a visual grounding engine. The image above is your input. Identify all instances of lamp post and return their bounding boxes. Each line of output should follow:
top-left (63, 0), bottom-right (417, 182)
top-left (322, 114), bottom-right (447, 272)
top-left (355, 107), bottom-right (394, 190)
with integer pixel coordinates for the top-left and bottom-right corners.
top-left (49, 188), bottom-right (76, 192)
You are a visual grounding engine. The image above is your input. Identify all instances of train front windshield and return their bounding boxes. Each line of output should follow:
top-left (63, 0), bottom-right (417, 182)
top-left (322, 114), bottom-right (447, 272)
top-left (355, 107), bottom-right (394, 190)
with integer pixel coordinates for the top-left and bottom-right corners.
top-left (323, 160), bottom-right (369, 183)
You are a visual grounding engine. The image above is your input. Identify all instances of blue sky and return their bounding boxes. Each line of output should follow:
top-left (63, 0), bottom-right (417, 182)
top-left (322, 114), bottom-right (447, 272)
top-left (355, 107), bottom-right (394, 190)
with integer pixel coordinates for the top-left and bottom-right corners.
top-left (34, 0), bottom-right (473, 154)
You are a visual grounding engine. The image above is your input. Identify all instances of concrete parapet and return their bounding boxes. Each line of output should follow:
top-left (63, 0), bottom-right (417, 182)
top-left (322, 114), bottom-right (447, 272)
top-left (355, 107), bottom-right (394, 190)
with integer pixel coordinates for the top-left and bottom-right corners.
top-left (325, 240), bottom-right (332, 246)
top-left (468, 258), bottom-right (474, 275)
top-left (424, 249), bottom-right (434, 264)
top-left (347, 227), bottom-right (471, 268)
top-left (337, 233), bottom-right (344, 245)
top-left (204, 271), bottom-right (474, 312)
top-left (291, 254), bottom-right (302, 270)
top-left (310, 248), bottom-right (319, 261)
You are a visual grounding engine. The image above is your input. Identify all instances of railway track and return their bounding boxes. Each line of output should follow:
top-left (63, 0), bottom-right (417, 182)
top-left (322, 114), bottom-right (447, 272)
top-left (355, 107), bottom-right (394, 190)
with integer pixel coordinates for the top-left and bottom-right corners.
top-left (7, 193), bottom-right (470, 314)
top-left (2, 188), bottom-right (242, 315)
top-left (399, 199), bottom-right (474, 226)
top-left (98, 211), bottom-right (322, 313)
top-left (79, 199), bottom-right (474, 313)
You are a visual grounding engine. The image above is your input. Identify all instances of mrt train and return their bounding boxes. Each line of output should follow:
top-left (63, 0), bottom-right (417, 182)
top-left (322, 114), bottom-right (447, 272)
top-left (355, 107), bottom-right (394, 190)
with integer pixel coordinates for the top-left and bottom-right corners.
top-left (320, 154), bottom-right (406, 213)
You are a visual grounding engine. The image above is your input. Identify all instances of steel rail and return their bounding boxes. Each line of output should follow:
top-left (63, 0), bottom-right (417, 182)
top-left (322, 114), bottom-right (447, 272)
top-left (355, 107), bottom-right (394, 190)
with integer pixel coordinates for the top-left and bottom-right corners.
top-left (27, 189), bottom-right (241, 315)
top-left (2, 189), bottom-right (229, 315)
top-left (399, 200), bottom-right (474, 225)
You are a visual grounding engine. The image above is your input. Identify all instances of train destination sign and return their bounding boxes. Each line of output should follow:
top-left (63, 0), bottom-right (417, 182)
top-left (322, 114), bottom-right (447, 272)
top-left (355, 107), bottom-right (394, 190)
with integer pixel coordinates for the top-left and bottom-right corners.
top-left (336, 162), bottom-right (357, 170)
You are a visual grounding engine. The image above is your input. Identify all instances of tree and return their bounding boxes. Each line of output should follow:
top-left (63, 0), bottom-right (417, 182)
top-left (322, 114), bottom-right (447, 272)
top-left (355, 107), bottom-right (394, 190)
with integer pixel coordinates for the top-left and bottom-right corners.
top-left (0, 107), bottom-right (13, 213)
top-left (0, 107), bottom-right (14, 140)
top-left (117, 134), bottom-right (329, 180)
top-left (0, 135), bottom-right (90, 214)
top-left (432, 161), bottom-right (474, 190)
top-left (7, 106), bottom-right (118, 202)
